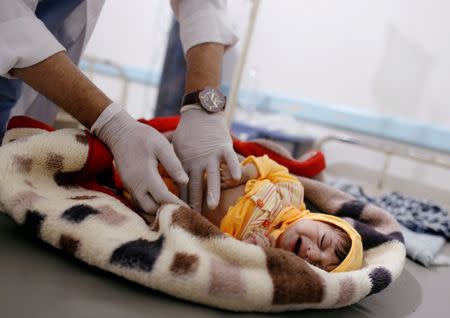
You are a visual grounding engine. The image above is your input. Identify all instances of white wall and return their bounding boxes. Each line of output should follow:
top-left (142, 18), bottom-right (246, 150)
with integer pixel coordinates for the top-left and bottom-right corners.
top-left (243, 0), bottom-right (450, 124)
top-left (84, 0), bottom-right (450, 125)
top-left (85, 1), bottom-right (172, 73)
top-left (82, 1), bottom-right (173, 117)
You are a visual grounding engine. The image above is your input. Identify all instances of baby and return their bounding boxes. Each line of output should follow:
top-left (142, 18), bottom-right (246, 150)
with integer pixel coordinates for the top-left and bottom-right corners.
top-left (128, 155), bottom-right (363, 272)
top-left (200, 155), bottom-right (363, 272)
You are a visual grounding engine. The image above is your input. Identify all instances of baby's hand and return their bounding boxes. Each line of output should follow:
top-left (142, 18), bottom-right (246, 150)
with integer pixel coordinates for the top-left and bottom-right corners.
top-left (220, 162), bottom-right (245, 189)
top-left (242, 233), bottom-right (271, 248)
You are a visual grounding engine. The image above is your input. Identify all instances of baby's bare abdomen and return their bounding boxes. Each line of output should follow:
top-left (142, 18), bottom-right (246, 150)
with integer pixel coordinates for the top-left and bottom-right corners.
top-left (202, 184), bottom-right (245, 227)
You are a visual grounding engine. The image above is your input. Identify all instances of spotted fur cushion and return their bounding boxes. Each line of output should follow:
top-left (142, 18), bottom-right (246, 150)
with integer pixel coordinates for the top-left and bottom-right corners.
top-left (0, 120), bottom-right (406, 312)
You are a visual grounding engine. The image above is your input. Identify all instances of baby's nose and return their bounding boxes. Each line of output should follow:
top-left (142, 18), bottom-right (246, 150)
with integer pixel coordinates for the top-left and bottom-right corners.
top-left (306, 246), bottom-right (321, 262)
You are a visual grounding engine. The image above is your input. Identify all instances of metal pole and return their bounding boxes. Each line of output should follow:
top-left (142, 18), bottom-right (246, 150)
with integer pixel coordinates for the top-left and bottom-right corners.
top-left (225, 0), bottom-right (261, 126)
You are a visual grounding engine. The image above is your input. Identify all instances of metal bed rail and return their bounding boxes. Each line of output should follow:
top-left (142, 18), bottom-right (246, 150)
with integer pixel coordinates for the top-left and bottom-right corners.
top-left (317, 134), bottom-right (450, 190)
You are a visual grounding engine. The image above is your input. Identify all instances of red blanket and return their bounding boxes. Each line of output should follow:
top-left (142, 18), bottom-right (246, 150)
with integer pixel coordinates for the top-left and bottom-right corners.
top-left (7, 115), bottom-right (325, 208)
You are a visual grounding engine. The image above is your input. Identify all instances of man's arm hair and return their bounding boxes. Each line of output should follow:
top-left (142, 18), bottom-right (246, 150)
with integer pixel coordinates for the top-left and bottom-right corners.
top-left (184, 43), bottom-right (224, 93)
top-left (11, 51), bottom-right (112, 128)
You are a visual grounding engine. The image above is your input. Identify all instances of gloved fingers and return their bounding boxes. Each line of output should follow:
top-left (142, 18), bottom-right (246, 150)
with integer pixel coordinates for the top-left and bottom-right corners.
top-left (223, 147), bottom-right (241, 180)
top-left (146, 165), bottom-right (189, 208)
top-left (206, 159), bottom-right (221, 210)
top-left (188, 167), bottom-right (204, 212)
top-left (155, 143), bottom-right (189, 185)
top-left (134, 191), bottom-right (159, 215)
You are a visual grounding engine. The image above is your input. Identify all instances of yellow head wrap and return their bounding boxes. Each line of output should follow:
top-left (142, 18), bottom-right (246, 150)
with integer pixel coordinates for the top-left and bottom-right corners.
top-left (303, 213), bottom-right (363, 272)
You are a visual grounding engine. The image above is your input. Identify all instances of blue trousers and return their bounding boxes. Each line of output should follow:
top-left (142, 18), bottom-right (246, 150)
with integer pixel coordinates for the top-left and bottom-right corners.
top-left (153, 20), bottom-right (186, 117)
top-left (0, 79), bottom-right (21, 134)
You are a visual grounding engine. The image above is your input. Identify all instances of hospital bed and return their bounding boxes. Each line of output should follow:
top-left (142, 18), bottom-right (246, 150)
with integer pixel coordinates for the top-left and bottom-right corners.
top-left (0, 211), bottom-right (449, 318)
top-left (1, 58), bottom-right (449, 318)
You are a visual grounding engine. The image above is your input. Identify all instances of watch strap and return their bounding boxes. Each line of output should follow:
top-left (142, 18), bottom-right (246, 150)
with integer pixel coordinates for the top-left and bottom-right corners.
top-left (181, 87), bottom-right (226, 113)
top-left (181, 90), bottom-right (201, 107)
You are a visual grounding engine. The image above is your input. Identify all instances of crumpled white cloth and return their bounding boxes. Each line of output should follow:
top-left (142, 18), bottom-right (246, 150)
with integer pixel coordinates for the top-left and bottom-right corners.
top-left (401, 225), bottom-right (450, 267)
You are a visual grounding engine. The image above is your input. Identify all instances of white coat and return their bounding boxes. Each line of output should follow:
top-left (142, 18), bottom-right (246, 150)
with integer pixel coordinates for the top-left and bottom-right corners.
top-left (0, 0), bottom-right (236, 124)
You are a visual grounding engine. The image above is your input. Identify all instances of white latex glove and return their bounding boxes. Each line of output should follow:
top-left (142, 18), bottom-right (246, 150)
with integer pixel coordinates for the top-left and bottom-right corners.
top-left (91, 103), bottom-right (189, 214)
top-left (172, 106), bottom-right (241, 211)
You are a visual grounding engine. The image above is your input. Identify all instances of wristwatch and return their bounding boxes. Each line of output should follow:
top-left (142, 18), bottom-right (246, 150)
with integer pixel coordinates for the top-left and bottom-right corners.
top-left (181, 87), bottom-right (226, 113)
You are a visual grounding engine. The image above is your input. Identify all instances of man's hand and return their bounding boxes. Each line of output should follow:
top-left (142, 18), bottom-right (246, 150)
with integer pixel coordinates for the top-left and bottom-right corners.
top-left (174, 42), bottom-right (240, 211)
top-left (172, 107), bottom-right (241, 211)
top-left (93, 103), bottom-right (189, 214)
top-left (11, 53), bottom-right (189, 214)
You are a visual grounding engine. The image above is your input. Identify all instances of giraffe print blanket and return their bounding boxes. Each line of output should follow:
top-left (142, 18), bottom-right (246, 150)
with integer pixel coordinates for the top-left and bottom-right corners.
top-left (0, 116), bottom-right (406, 312)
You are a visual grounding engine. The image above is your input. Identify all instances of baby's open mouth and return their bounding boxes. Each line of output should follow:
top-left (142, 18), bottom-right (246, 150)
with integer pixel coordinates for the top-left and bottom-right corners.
top-left (293, 237), bottom-right (302, 256)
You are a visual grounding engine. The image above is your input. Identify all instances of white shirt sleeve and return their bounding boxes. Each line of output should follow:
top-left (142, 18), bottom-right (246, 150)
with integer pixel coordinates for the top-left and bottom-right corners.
top-left (0, 0), bottom-right (66, 78)
top-left (170, 0), bottom-right (238, 54)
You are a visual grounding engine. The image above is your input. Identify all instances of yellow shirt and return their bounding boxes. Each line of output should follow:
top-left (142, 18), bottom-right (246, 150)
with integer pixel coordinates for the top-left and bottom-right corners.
top-left (219, 155), bottom-right (364, 272)
top-left (220, 155), bottom-right (310, 246)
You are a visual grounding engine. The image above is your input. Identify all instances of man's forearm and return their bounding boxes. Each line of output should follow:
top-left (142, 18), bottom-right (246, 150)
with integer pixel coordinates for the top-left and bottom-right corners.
top-left (185, 43), bottom-right (225, 94)
top-left (10, 52), bottom-right (111, 128)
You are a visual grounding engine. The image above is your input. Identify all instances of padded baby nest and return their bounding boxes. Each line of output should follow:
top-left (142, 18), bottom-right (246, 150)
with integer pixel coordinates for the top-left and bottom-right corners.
top-left (0, 116), bottom-right (405, 312)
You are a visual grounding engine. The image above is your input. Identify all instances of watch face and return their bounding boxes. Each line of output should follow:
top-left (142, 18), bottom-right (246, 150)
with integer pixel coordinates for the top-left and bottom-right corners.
top-left (199, 87), bottom-right (226, 113)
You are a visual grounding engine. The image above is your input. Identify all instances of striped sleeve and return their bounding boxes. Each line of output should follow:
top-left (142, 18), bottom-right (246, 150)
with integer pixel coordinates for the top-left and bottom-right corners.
top-left (274, 181), bottom-right (304, 210)
top-left (242, 155), bottom-right (300, 184)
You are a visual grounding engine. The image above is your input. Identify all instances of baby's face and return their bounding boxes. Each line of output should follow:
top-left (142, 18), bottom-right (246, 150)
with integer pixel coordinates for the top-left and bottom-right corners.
top-left (277, 219), bottom-right (342, 271)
